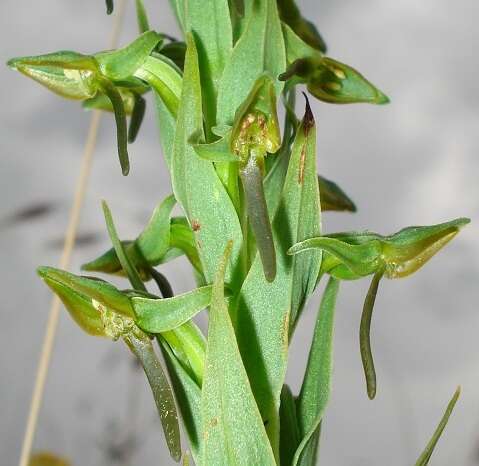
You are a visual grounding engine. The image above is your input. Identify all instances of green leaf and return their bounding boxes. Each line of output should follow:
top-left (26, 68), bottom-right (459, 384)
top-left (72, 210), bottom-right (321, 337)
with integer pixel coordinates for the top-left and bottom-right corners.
top-left (95, 31), bottom-right (162, 81)
top-left (160, 41), bottom-right (187, 70)
top-left (160, 337), bottom-right (202, 462)
top-left (137, 195), bottom-right (177, 262)
top-left (170, 217), bottom-right (203, 274)
top-left (171, 33), bottom-right (243, 286)
top-left (134, 54), bottom-right (182, 118)
top-left (135, 0), bottom-right (150, 33)
top-left (183, 0), bottom-right (233, 133)
top-left (277, 0), bottom-right (327, 52)
top-left (168, 0), bottom-right (187, 33)
top-left (279, 384), bottom-right (301, 466)
top-left (191, 131), bottom-right (237, 162)
top-left (414, 387), bottom-right (461, 466)
top-left (359, 269), bottom-right (384, 400)
top-left (264, 88), bottom-right (297, 219)
top-left (200, 242), bottom-right (276, 466)
top-left (82, 195), bottom-right (177, 278)
top-left (217, 0), bottom-right (286, 125)
top-left (132, 285), bottom-right (213, 333)
top-left (318, 175), bottom-right (357, 212)
top-left (124, 330), bottom-right (182, 462)
top-left (162, 320), bottom-right (206, 387)
top-left (281, 23), bottom-right (322, 66)
top-left (294, 276), bottom-right (339, 466)
top-left (234, 100), bottom-right (321, 456)
top-left (102, 201), bottom-right (145, 291)
top-left (127, 93), bottom-right (146, 143)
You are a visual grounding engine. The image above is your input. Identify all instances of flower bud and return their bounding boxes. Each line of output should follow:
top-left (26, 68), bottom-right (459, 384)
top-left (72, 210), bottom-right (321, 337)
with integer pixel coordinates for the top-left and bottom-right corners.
top-left (231, 74), bottom-right (281, 167)
top-left (7, 52), bottom-right (99, 100)
top-left (289, 218), bottom-right (470, 280)
top-left (37, 266), bottom-right (135, 321)
top-left (280, 56), bottom-right (389, 105)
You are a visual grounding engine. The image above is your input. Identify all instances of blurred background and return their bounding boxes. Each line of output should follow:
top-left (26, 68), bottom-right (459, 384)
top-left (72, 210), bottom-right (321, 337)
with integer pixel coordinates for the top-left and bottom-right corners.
top-left (1, 1), bottom-right (478, 465)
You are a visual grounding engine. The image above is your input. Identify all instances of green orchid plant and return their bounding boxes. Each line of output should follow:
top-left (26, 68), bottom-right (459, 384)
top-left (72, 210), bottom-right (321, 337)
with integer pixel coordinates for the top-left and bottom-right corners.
top-left (9, 0), bottom-right (469, 465)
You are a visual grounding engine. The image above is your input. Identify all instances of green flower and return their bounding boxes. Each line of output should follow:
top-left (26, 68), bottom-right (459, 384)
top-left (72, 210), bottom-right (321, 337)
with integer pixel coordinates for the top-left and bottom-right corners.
top-left (7, 31), bottom-right (162, 174)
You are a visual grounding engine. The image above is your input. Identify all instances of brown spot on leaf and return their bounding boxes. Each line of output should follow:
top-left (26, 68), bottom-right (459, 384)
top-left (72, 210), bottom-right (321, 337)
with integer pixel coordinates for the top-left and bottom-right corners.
top-left (210, 417), bottom-right (218, 427)
top-left (192, 220), bottom-right (201, 232)
top-left (298, 146), bottom-right (306, 184)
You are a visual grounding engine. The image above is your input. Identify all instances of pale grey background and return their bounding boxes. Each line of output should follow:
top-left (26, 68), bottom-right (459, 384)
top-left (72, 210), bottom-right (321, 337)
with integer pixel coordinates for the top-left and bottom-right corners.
top-left (1, 1), bottom-right (478, 465)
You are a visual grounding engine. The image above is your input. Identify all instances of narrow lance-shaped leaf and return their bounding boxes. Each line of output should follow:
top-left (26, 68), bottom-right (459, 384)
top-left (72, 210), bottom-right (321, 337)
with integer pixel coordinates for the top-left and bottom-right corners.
top-left (182, 0), bottom-right (233, 133)
top-left (135, 0), bottom-right (150, 33)
top-left (200, 242), bottom-right (277, 466)
top-left (82, 195), bottom-right (177, 279)
top-left (102, 200), bottom-right (145, 290)
top-left (217, 0), bottom-right (286, 125)
top-left (294, 277), bottom-right (340, 466)
top-left (171, 33), bottom-right (243, 286)
top-left (277, 0), bottom-right (327, 52)
top-left (234, 99), bottom-right (321, 457)
top-left (318, 175), bottom-right (357, 212)
top-left (414, 387), bottom-right (461, 466)
top-left (95, 31), bottom-right (162, 81)
top-left (132, 285), bottom-right (214, 333)
top-left (359, 269), bottom-right (384, 400)
top-left (279, 384), bottom-right (301, 466)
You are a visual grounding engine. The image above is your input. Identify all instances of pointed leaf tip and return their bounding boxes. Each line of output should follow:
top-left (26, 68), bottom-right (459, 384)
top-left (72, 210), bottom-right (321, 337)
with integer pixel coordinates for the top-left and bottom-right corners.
top-left (301, 92), bottom-right (314, 134)
top-left (414, 386), bottom-right (461, 466)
